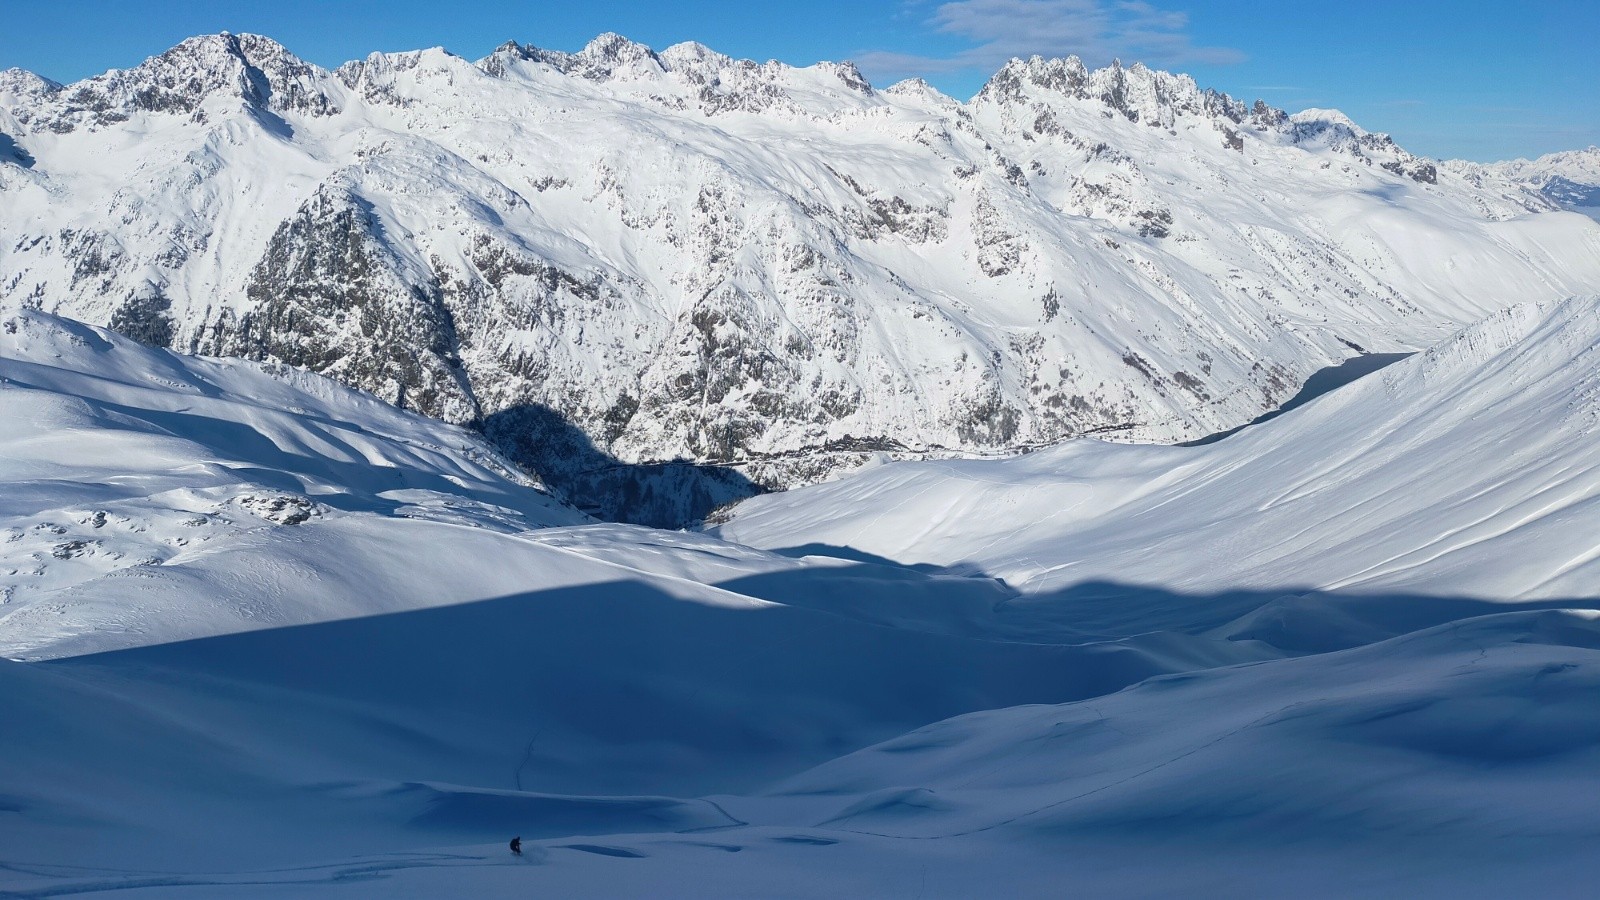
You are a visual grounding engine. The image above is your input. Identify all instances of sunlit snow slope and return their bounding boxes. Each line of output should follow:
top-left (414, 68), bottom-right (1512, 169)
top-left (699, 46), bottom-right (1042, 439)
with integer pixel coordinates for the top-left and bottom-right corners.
top-left (721, 294), bottom-right (1600, 612)
top-left (0, 311), bottom-right (590, 658)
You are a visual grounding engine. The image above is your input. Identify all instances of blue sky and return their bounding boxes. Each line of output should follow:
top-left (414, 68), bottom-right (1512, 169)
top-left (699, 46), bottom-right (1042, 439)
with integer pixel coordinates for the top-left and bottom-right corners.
top-left (2, 1), bottom-right (1592, 161)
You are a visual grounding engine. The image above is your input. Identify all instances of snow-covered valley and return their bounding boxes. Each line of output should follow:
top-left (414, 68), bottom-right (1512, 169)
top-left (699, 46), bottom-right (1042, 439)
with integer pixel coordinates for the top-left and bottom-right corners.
top-left (4, 30), bottom-right (1600, 899)
top-left (4, 295), bottom-right (1600, 896)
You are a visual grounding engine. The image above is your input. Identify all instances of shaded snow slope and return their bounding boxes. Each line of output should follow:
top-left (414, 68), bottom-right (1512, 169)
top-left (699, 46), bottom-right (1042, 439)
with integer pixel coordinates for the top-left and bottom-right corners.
top-left (3, 34), bottom-right (1599, 520)
top-left (4, 595), bottom-right (1596, 895)
top-left (720, 294), bottom-right (1600, 610)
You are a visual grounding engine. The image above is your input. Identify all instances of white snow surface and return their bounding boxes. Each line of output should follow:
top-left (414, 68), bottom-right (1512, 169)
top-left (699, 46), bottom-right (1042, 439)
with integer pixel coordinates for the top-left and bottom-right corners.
top-left (0, 310), bottom-right (588, 658)
top-left (2, 33), bottom-right (1599, 488)
top-left (1482, 145), bottom-right (1600, 189)
top-left (4, 303), bottom-right (1600, 894)
top-left (720, 294), bottom-right (1600, 608)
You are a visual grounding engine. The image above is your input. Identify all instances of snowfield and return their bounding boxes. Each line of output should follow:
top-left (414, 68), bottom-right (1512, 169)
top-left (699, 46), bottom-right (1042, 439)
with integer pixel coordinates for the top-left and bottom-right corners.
top-left (4, 301), bottom-right (1600, 895)
top-left (5, 28), bottom-right (1600, 898)
top-left (0, 311), bottom-right (586, 658)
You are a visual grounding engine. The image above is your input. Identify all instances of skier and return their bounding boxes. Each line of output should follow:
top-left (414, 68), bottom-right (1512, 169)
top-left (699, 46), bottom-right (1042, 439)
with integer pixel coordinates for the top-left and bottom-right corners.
top-left (510, 835), bottom-right (523, 856)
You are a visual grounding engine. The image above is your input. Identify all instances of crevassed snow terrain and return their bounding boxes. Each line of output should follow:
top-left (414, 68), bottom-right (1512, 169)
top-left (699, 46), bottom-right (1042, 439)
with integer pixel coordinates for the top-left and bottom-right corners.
top-left (4, 302), bottom-right (1600, 895)
top-left (3, 33), bottom-right (1599, 523)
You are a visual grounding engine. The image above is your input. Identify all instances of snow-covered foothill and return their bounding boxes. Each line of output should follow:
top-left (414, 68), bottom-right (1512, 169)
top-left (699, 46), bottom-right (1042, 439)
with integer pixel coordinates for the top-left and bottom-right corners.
top-left (0, 311), bottom-right (593, 657)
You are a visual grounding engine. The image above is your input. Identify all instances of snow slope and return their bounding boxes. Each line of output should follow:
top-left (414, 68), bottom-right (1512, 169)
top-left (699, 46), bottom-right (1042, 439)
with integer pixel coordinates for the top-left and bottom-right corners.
top-left (5, 301), bottom-right (1600, 894)
top-left (4, 572), bottom-right (1597, 895)
top-left (4, 34), bottom-right (1599, 523)
top-left (0, 310), bottom-right (593, 658)
top-left (720, 294), bottom-right (1600, 617)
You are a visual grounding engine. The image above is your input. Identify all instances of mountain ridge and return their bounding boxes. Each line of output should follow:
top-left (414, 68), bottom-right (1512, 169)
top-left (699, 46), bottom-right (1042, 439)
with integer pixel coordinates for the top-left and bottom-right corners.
top-left (4, 32), bottom-right (1599, 523)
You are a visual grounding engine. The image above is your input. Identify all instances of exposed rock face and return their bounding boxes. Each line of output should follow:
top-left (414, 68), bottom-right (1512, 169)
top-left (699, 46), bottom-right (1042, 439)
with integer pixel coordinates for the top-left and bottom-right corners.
top-left (2, 33), bottom-right (1598, 524)
top-left (1287, 109), bottom-right (1438, 183)
top-left (210, 186), bottom-right (478, 425)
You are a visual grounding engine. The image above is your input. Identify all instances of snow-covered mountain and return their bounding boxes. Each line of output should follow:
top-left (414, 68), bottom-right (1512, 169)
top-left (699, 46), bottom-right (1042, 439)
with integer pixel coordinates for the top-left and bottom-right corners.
top-left (1461, 145), bottom-right (1600, 218)
top-left (0, 310), bottom-right (593, 658)
top-left (4, 33), bottom-right (1599, 524)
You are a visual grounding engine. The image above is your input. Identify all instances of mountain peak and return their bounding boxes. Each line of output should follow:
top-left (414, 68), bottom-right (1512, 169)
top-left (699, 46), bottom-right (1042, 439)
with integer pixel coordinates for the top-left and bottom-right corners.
top-left (156, 32), bottom-right (303, 73)
top-left (487, 32), bottom-right (669, 82)
top-left (977, 53), bottom-right (1229, 129)
top-left (0, 67), bottom-right (63, 101)
top-left (14, 32), bottom-right (339, 133)
top-left (1291, 107), bottom-right (1361, 132)
top-left (580, 32), bottom-right (659, 62)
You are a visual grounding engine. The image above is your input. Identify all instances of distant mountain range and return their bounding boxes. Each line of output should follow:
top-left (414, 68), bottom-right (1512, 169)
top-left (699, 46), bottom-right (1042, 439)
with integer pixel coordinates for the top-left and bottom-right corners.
top-left (3, 33), bottom-right (1598, 523)
top-left (1468, 146), bottom-right (1600, 217)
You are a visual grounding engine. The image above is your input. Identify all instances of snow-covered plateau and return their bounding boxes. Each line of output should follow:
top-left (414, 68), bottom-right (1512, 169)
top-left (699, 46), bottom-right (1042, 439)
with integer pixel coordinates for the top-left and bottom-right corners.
top-left (4, 30), bottom-right (1600, 898)
top-left (4, 32), bottom-right (1600, 523)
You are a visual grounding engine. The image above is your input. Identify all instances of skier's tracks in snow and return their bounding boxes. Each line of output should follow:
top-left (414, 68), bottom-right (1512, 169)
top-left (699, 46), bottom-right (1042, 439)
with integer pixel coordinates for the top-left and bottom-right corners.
top-left (0, 852), bottom-right (493, 898)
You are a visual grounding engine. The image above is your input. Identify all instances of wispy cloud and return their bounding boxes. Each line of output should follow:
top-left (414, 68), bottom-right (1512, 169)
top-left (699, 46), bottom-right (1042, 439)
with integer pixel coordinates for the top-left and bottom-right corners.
top-left (854, 0), bottom-right (1243, 82)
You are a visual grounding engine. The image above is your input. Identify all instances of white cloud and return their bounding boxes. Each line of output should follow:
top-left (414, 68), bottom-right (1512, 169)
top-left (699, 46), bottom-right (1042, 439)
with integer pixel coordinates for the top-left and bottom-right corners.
top-left (854, 0), bottom-right (1243, 82)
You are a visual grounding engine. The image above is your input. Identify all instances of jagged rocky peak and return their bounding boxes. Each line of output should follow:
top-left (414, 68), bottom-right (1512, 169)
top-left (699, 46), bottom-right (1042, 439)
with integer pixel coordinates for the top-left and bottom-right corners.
top-left (480, 33), bottom-right (877, 110)
top-left (650, 40), bottom-right (747, 90)
top-left (0, 68), bottom-right (63, 103)
top-left (17, 32), bottom-right (339, 133)
top-left (477, 40), bottom-right (538, 77)
top-left (1289, 108), bottom-right (1438, 183)
top-left (976, 54), bottom-right (1245, 127)
top-left (336, 46), bottom-right (476, 104)
top-left (977, 55), bottom-right (1088, 104)
top-left (481, 33), bottom-right (668, 82)
top-left (581, 32), bottom-right (668, 72)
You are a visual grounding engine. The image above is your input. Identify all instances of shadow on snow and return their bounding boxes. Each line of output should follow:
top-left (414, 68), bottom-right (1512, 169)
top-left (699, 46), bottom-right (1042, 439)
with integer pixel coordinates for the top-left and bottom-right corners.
top-left (482, 403), bottom-right (763, 529)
